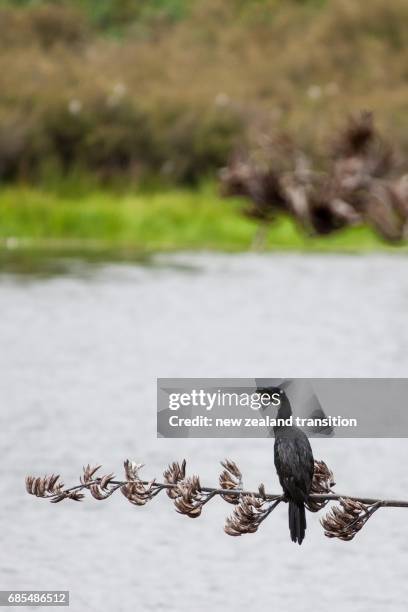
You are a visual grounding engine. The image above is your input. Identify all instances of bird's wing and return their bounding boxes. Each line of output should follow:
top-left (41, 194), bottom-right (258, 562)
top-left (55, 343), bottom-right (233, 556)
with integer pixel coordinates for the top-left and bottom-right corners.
top-left (294, 434), bottom-right (315, 489)
top-left (274, 432), bottom-right (314, 499)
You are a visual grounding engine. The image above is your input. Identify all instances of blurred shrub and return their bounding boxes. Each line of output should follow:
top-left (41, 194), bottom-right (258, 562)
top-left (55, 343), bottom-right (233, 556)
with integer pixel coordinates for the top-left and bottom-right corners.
top-left (0, 0), bottom-right (408, 185)
top-left (40, 103), bottom-right (91, 171)
top-left (0, 5), bottom-right (88, 48)
top-left (316, 0), bottom-right (408, 50)
top-left (0, 109), bottom-right (34, 179)
top-left (0, 0), bottom-right (188, 31)
top-left (28, 5), bottom-right (88, 48)
top-left (157, 106), bottom-right (244, 182)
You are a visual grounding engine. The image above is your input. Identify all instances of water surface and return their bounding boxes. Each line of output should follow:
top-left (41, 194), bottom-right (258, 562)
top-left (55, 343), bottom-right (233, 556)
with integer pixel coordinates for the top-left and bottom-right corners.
top-left (1, 252), bottom-right (407, 611)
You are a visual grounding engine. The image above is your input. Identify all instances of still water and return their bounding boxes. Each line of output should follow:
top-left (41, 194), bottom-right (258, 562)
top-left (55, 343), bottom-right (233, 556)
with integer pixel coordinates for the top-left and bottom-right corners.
top-left (1, 252), bottom-right (408, 611)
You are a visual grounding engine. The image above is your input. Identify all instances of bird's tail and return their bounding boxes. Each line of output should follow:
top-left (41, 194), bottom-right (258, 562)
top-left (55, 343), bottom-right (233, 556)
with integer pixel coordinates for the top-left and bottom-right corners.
top-left (288, 501), bottom-right (306, 545)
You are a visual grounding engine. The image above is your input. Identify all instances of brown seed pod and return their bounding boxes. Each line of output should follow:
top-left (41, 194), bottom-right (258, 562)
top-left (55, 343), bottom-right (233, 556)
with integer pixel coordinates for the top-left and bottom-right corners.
top-left (81, 465), bottom-right (101, 485)
top-left (25, 474), bottom-right (64, 499)
top-left (173, 475), bottom-right (206, 518)
top-left (219, 459), bottom-right (242, 505)
top-left (321, 498), bottom-right (373, 541)
top-left (307, 460), bottom-right (336, 512)
top-left (163, 460), bottom-right (187, 499)
top-left (121, 480), bottom-right (155, 506)
top-left (121, 461), bottom-right (155, 505)
top-left (224, 494), bottom-right (269, 536)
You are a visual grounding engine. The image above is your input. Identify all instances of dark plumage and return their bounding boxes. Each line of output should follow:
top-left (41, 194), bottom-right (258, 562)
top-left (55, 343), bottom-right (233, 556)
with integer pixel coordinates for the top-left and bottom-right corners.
top-left (273, 390), bottom-right (314, 545)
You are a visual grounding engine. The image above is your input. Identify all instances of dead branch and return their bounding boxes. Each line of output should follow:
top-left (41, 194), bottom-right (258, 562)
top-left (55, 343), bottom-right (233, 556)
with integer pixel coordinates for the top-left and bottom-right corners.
top-left (220, 112), bottom-right (408, 243)
top-left (25, 459), bottom-right (408, 542)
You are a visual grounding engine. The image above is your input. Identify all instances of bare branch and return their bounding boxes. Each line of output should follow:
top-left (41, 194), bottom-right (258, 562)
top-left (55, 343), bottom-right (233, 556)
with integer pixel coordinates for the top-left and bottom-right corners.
top-left (220, 112), bottom-right (408, 242)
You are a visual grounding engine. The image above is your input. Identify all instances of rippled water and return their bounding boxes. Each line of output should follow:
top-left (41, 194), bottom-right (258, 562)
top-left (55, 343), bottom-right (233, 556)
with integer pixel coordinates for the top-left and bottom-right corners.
top-left (1, 252), bottom-right (408, 612)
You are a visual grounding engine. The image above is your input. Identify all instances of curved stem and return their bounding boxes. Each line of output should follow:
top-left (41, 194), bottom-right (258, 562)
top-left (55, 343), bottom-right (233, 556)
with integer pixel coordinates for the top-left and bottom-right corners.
top-left (35, 477), bottom-right (408, 508)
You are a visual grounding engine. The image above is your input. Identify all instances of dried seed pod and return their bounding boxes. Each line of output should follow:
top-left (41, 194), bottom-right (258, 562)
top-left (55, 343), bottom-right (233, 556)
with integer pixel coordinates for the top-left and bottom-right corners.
top-left (224, 494), bottom-right (269, 536)
top-left (173, 475), bottom-right (206, 518)
top-left (121, 479), bottom-right (155, 506)
top-left (89, 472), bottom-right (116, 500)
top-left (163, 460), bottom-right (186, 499)
top-left (124, 460), bottom-right (144, 481)
top-left (49, 493), bottom-right (69, 504)
top-left (100, 473), bottom-right (115, 489)
top-left (321, 498), bottom-right (373, 541)
top-left (307, 460), bottom-right (336, 512)
top-left (81, 465), bottom-right (101, 485)
top-left (65, 491), bottom-right (85, 502)
top-left (25, 474), bottom-right (64, 499)
top-left (120, 462), bottom-right (155, 505)
top-left (258, 483), bottom-right (266, 500)
top-left (219, 459), bottom-right (243, 505)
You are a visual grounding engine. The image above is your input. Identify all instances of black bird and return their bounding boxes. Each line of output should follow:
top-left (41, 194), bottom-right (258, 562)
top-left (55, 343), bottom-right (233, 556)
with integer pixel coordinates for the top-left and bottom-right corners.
top-left (273, 389), bottom-right (314, 545)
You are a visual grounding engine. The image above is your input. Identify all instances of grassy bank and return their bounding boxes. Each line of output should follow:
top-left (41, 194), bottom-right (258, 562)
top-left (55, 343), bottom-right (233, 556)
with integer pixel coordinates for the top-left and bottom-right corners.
top-left (0, 184), bottom-right (406, 254)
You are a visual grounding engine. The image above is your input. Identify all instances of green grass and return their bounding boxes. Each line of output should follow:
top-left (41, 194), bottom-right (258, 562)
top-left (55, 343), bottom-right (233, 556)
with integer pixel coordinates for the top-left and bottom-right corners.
top-left (0, 183), bottom-right (406, 254)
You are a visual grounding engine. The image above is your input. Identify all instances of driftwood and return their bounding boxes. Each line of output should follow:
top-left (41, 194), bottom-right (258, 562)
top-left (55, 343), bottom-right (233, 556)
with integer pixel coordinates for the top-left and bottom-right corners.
top-left (26, 458), bottom-right (408, 542)
top-left (220, 112), bottom-right (408, 243)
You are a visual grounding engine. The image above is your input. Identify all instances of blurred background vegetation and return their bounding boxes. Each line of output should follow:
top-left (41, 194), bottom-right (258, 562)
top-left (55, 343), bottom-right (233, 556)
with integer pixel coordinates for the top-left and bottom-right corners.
top-left (0, 0), bottom-right (408, 250)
